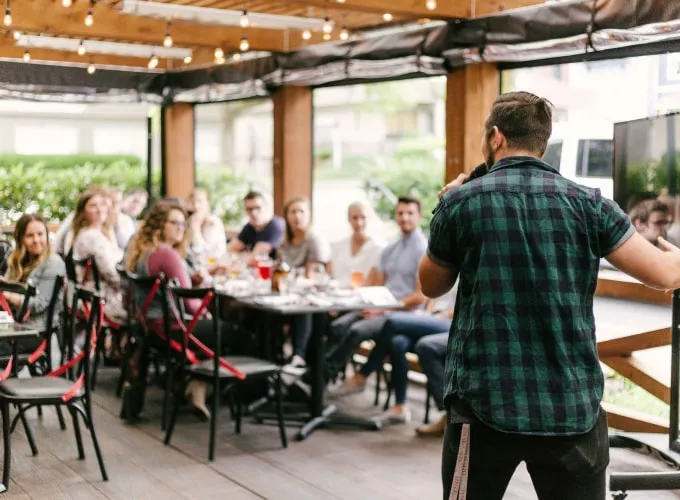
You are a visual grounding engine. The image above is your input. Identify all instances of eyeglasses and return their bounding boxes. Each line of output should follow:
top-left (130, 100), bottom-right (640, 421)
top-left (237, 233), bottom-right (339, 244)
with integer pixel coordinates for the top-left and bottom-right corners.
top-left (167, 220), bottom-right (186, 229)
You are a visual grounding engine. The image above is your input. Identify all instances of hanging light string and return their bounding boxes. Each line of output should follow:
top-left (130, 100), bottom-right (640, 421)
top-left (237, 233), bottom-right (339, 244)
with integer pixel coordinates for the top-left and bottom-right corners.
top-left (85, 0), bottom-right (94, 26)
top-left (163, 20), bottom-right (173, 47)
top-left (3, 0), bottom-right (11, 27)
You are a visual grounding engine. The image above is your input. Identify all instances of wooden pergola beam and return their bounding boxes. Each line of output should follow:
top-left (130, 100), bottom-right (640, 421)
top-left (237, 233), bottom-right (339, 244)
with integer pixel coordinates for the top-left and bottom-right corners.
top-left (291, 0), bottom-right (545, 19)
top-left (8, 2), bottom-right (316, 53)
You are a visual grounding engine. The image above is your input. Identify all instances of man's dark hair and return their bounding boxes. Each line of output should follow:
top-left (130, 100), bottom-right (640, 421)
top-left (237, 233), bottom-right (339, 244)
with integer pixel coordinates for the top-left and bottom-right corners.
top-left (397, 195), bottom-right (421, 214)
top-left (630, 199), bottom-right (670, 225)
top-left (243, 191), bottom-right (264, 202)
top-left (485, 91), bottom-right (554, 156)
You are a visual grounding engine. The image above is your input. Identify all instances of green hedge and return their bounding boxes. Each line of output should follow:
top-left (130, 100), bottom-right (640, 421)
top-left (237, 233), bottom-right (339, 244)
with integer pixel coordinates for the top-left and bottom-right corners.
top-left (0, 161), bottom-right (249, 227)
top-left (0, 154), bottom-right (143, 170)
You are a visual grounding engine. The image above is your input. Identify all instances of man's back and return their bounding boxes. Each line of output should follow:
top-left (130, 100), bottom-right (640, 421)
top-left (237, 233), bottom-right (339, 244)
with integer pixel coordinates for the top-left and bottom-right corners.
top-left (430, 156), bottom-right (633, 435)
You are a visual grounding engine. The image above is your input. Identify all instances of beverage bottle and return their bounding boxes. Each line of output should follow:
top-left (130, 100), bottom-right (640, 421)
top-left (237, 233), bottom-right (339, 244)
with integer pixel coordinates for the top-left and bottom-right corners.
top-left (272, 260), bottom-right (291, 293)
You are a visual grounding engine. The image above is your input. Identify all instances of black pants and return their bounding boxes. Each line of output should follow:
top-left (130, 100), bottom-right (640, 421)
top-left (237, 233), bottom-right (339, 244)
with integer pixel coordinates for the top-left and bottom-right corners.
top-left (442, 408), bottom-right (609, 500)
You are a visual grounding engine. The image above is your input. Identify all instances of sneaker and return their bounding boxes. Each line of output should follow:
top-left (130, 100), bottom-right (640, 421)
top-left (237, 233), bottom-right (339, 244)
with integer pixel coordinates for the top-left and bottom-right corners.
top-left (415, 414), bottom-right (446, 437)
top-left (373, 407), bottom-right (412, 426)
top-left (282, 355), bottom-right (307, 377)
top-left (327, 381), bottom-right (366, 399)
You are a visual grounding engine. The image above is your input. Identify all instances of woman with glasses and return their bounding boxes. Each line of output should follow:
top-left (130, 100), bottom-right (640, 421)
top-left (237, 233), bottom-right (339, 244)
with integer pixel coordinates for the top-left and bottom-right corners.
top-left (125, 200), bottom-right (224, 421)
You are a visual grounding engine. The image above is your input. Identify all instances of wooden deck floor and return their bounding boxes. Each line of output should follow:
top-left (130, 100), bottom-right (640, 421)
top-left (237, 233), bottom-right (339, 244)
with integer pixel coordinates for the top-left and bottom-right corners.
top-left (0, 368), bottom-right (675, 500)
top-left (0, 295), bottom-right (678, 500)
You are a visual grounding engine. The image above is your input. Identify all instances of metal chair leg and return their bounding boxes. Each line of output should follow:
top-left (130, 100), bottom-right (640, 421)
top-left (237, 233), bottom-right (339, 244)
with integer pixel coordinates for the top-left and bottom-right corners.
top-left (275, 373), bottom-right (287, 448)
top-left (1, 402), bottom-right (11, 491)
top-left (18, 405), bottom-right (38, 456)
top-left (84, 401), bottom-right (108, 482)
top-left (68, 406), bottom-right (85, 459)
top-left (55, 405), bottom-right (67, 431)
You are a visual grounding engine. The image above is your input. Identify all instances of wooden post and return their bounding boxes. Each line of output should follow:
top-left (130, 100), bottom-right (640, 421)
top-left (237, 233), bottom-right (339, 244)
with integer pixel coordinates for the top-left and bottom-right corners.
top-left (272, 86), bottom-right (313, 216)
top-left (445, 63), bottom-right (500, 182)
top-left (161, 103), bottom-right (195, 199)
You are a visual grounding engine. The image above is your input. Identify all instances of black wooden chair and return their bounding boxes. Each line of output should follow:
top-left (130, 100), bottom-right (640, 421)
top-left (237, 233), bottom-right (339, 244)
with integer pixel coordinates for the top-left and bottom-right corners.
top-left (0, 285), bottom-right (108, 491)
top-left (163, 286), bottom-right (287, 461)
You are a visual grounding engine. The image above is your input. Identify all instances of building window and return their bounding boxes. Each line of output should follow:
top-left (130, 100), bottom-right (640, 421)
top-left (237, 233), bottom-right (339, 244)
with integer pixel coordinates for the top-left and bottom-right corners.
top-left (93, 125), bottom-right (146, 158)
top-left (576, 139), bottom-right (614, 178)
top-left (15, 124), bottom-right (79, 154)
top-left (542, 140), bottom-right (563, 171)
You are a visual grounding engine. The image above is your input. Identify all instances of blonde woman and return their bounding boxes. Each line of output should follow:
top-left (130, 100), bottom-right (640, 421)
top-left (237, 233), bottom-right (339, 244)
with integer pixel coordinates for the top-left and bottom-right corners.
top-left (2, 214), bottom-right (65, 354)
top-left (71, 188), bottom-right (126, 323)
top-left (278, 197), bottom-right (331, 369)
top-left (186, 189), bottom-right (227, 267)
top-left (125, 200), bottom-right (223, 420)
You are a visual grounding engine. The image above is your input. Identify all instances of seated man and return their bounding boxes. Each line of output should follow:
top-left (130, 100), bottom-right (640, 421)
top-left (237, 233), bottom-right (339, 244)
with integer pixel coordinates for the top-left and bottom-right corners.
top-left (324, 195), bottom-right (428, 384)
top-left (629, 199), bottom-right (671, 246)
top-left (228, 191), bottom-right (285, 257)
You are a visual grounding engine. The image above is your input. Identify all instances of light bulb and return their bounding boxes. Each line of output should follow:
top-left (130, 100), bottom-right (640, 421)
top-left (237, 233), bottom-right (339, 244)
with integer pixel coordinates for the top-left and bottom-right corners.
top-left (322, 17), bottom-right (332, 34)
top-left (383, 13), bottom-right (393, 21)
top-left (77, 41), bottom-right (86, 56)
top-left (163, 34), bottom-right (173, 47)
top-left (12, 30), bottom-right (20, 40)
top-left (22, 49), bottom-right (29, 62)
top-left (148, 55), bottom-right (158, 69)
top-left (87, 63), bottom-right (95, 74)
top-left (62, 0), bottom-right (71, 7)
top-left (339, 26), bottom-right (349, 40)
top-left (214, 47), bottom-right (224, 59)
top-left (323, 33), bottom-right (331, 41)
top-left (3, 9), bottom-right (11, 27)
top-left (215, 56), bottom-right (225, 64)
top-left (302, 29), bottom-right (311, 40)
top-left (426, 0), bottom-right (436, 9)
top-left (183, 55), bottom-right (192, 64)
top-left (239, 9), bottom-right (249, 28)
top-left (84, 9), bottom-right (93, 26)
top-left (239, 36), bottom-right (249, 52)
top-left (232, 52), bottom-right (241, 61)
top-left (336, 0), bottom-right (345, 3)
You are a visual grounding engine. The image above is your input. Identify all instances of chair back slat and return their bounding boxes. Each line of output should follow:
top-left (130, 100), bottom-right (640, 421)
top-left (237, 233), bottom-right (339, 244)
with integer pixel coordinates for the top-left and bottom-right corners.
top-left (0, 279), bottom-right (37, 321)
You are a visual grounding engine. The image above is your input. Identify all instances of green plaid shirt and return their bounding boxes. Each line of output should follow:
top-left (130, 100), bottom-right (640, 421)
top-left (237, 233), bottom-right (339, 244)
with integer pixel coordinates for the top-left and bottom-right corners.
top-left (428, 156), bottom-right (634, 435)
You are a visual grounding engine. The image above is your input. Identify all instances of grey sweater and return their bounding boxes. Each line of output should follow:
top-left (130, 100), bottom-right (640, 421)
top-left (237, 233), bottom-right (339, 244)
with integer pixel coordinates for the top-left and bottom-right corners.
top-left (4, 254), bottom-right (66, 332)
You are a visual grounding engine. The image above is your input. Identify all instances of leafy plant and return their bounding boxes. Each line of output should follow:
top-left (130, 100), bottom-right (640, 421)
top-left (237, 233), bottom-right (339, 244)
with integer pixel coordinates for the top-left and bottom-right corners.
top-left (0, 154), bottom-right (143, 170)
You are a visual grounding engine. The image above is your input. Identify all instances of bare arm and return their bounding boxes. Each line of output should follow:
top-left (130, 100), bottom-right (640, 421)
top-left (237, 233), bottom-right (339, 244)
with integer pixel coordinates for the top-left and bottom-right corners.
top-left (227, 238), bottom-right (246, 253)
top-left (252, 241), bottom-right (274, 256)
top-left (366, 269), bottom-right (384, 286)
top-left (606, 234), bottom-right (680, 290)
top-left (418, 254), bottom-right (459, 299)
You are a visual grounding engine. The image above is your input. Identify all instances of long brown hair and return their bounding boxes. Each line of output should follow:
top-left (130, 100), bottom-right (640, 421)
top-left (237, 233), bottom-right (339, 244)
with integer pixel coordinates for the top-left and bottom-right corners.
top-left (283, 197), bottom-right (310, 243)
top-left (71, 186), bottom-right (112, 244)
top-left (125, 201), bottom-right (188, 271)
top-left (7, 214), bottom-right (51, 282)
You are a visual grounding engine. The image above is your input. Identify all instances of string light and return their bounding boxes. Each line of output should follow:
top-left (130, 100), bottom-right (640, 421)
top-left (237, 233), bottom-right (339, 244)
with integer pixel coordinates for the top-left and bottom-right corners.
top-left (336, 0), bottom-right (345, 3)
top-left (183, 55), bottom-right (192, 64)
top-left (323, 33), bottom-right (331, 41)
top-left (232, 52), bottom-right (241, 61)
top-left (302, 29), bottom-right (311, 40)
top-left (214, 47), bottom-right (224, 59)
top-left (339, 26), bottom-right (349, 40)
top-left (383, 13), bottom-right (393, 21)
top-left (22, 49), bottom-right (29, 62)
top-left (426, 0), bottom-right (436, 9)
top-left (62, 0), bottom-right (72, 7)
top-left (239, 35), bottom-right (249, 52)
top-left (77, 40), bottom-right (86, 55)
top-left (239, 9), bottom-right (249, 28)
top-left (148, 54), bottom-right (159, 69)
top-left (163, 22), bottom-right (173, 47)
top-left (84, 7), bottom-right (93, 26)
top-left (12, 30), bottom-right (20, 40)
top-left (215, 55), bottom-right (225, 64)
top-left (3, 0), bottom-right (11, 27)
top-left (87, 60), bottom-right (96, 74)
top-left (322, 17), bottom-right (332, 34)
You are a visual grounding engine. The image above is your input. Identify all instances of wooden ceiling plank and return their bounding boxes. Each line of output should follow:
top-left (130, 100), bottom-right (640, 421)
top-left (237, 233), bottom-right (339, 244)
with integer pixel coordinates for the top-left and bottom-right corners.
top-left (9, 1), bottom-right (310, 52)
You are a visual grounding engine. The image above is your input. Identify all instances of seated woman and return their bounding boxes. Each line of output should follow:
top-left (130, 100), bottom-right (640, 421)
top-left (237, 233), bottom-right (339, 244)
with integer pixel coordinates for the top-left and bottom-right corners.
top-left (277, 197), bottom-right (330, 369)
top-left (71, 188), bottom-right (126, 324)
top-left (186, 189), bottom-right (227, 267)
top-left (328, 201), bottom-right (383, 289)
top-left (125, 200), bottom-right (224, 420)
top-left (334, 286), bottom-right (457, 425)
top-left (2, 214), bottom-right (66, 355)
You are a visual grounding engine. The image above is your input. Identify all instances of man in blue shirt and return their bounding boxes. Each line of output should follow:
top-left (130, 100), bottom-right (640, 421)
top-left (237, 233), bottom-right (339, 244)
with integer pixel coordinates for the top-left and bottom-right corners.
top-left (228, 191), bottom-right (285, 256)
top-left (325, 195), bottom-right (428, 403)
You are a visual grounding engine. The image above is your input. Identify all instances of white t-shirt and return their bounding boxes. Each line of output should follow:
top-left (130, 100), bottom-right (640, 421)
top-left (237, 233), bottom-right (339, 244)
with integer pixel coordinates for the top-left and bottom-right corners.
top-left (330, 237), bottom-right (384, 288)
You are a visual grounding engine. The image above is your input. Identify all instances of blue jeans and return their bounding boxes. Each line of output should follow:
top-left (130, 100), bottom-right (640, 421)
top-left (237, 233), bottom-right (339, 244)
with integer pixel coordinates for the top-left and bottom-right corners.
top-left (414, 333), bottom-right (448, 410)
top-left (360, 312), bottom-right (451, 405)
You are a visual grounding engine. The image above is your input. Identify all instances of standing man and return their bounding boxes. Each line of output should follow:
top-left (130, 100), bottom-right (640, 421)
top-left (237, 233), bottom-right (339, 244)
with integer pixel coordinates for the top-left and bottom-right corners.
top-left (228, 191), bottom-right (285, 257)
top-left (418, 91), bottom-right (680, 499)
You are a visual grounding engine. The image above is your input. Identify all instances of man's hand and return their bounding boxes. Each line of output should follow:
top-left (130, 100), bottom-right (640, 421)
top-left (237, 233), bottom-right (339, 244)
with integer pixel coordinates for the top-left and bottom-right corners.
top-left (438, 173), bottom-right (468, 200)
top-left (361, 309), bottom-right (384, 319)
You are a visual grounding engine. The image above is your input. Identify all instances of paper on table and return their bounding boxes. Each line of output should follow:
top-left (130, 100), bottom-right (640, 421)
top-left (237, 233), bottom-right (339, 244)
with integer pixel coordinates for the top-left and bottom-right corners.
top-left (356, 286), bottom-right (401, 307)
